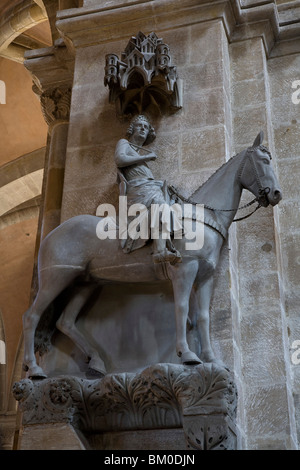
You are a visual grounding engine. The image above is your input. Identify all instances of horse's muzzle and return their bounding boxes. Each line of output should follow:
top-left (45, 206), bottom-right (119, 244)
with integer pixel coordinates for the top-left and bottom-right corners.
top-left (259, 187), bottom-right (282, 207)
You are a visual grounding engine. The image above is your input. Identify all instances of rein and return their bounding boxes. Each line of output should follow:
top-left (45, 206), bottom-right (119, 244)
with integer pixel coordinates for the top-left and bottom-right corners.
top-left (169, 185), bottom-right (261, 222)
top-left (169, 146), bottom-right (271, 224)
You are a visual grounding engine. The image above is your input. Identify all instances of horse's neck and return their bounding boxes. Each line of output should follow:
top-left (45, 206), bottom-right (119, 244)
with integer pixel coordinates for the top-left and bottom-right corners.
top-left (191, 152), bottom-right (244, 231)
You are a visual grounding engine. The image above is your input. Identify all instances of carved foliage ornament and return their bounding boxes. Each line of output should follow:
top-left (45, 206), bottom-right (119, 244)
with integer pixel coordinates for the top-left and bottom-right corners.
top-left (39, 86), bottom-right (72, 126)
top-left (104, 31), bottom-right (183, 118)
top-left (13, 363), bottom-right (237, 449)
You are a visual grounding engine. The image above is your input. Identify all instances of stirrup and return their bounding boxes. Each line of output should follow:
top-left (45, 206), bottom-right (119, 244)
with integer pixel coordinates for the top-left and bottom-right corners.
top-left (152, 249), bottom-right (182, 265)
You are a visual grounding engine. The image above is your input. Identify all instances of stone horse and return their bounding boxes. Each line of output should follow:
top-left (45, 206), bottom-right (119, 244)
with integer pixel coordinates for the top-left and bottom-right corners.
top-left (22, 132), bottom-right (282, 379)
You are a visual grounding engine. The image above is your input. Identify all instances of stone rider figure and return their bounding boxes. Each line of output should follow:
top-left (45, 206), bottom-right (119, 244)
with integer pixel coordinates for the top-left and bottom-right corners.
top-left (114, 114), bottom-right (182, 265)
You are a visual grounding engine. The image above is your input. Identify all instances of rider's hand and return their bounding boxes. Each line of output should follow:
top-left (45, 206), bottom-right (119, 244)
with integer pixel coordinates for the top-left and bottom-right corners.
top-left (147, 152), bottom-right (157, 161)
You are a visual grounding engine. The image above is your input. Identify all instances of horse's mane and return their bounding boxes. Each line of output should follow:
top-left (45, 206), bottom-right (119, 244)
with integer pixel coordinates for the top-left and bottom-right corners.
top-left (169, 151), bottom-right (244, 205)
top-left (185, 144), bottom-right (271, 202)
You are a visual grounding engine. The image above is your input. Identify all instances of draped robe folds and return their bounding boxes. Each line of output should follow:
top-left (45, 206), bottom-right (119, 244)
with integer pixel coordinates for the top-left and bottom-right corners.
top-left (115, 139), bottom-right (181, 253)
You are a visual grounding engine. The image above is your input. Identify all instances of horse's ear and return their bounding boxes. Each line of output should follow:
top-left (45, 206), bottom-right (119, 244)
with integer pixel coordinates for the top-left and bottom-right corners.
top-left (252, 131), bottom-right (264, 148)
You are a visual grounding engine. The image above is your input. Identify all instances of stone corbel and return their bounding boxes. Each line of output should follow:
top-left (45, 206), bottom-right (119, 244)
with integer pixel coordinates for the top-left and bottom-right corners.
top-left (104, 31), bottom-right (183, 118)
top-left (24, 41), bottom-right (74, 104)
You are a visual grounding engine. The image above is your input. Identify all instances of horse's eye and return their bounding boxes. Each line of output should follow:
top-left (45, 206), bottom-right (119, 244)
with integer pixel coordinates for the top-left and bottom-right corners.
top-left (263, 158), bottom-right (270, 164)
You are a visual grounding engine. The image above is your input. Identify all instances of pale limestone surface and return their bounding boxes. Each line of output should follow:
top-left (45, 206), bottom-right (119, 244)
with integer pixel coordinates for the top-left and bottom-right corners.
top-left (12, 0), bottom-right (300, 450)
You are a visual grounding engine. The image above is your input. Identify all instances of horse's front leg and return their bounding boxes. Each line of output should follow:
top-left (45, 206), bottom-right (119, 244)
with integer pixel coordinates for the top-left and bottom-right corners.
top-left (192, 275), bottom-right (225, 366)
top-left (169, 260), bottom-right (202, 365)
top-left (191, 276), bottom-right (216, 363)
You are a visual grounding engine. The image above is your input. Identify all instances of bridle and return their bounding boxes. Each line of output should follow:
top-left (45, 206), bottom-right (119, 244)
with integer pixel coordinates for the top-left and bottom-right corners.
top-left (233, 145), bottom-right (271, 221)
top-left (169, 145), bottom-right (272, 223)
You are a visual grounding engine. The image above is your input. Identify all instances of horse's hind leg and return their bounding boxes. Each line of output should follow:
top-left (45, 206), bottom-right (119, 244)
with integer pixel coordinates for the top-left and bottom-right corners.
top-left (56, 284), bottom-right (107, 376)
top-left (23, 267), bottom-right (83, 379)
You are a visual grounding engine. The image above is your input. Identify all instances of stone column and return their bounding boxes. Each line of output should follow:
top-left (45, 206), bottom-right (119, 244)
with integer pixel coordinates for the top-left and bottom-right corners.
top-left (268, 43), bottom-right (300, 448)
top-left (38, 85), bottom-right (72, 238)
top-left (24, 43), bottom-right (74, 241)
top-left (229, 35), bottom-right (297, 449)
top-left (0, 414), bottom-right (17, 450)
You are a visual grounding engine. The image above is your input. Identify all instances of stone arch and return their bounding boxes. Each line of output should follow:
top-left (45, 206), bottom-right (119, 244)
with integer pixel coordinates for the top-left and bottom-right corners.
top-left (0, 1), bottom-right (49, 62)
top-left (121, 67), bottom-right (148, 90)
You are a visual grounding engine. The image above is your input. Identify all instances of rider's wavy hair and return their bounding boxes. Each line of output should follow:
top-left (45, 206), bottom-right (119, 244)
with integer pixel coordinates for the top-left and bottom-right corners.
top-left (126, 114), bottom-right (156, 146)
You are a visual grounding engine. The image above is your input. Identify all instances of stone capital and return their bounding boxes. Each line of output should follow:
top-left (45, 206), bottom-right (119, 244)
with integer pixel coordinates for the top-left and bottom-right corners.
top-left (23, 42), bottom-right (74, 128)
top-left (39, 86), bottom-right (72, 127)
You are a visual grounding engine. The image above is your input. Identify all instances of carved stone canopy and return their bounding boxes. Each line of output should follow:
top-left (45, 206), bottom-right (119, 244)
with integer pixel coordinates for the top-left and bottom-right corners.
top-left (104, 31), bottom-right (183, 119)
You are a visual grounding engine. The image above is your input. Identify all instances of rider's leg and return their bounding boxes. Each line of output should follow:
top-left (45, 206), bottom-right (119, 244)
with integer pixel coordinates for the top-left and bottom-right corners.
top-left (151, 209), bottom-right (181, 264)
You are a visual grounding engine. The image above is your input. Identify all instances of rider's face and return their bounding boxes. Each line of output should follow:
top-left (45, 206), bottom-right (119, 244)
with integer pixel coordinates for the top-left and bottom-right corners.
top-left (132, 120), bottom-right (150, 142)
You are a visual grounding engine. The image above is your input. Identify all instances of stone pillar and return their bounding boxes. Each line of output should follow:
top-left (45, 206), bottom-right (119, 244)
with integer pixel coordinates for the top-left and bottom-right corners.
top-left (0, 414), bottom-right (17, 450)
top-left (38, 85), bottom-right (72, 238)
top-left (268, 45), bottom-right (300, 447)
top-left (229, 36), bottom-right (297, 449)
top-left (24, 43), bottom-right (74, 241)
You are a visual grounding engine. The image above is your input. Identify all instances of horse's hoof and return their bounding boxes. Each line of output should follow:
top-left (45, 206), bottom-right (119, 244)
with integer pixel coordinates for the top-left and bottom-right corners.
top-left (87, 368), bottom-right (105, 379)
top-left (179, 350), bottom-right (202, 365)
top-left (88, 357), bottom-right (106, 377)
top-left (27, 365), bottom-right (47, 380)
top-left (200, 353), bottom-right (227, 369)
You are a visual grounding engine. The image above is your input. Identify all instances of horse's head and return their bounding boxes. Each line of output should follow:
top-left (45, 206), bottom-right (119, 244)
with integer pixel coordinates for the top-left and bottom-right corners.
top-left (239, 131), bottom-right (282, 207)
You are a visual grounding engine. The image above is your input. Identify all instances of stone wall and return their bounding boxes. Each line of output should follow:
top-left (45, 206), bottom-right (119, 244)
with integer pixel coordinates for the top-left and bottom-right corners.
top-left (16, 0), bottom-right (300, 450)
top-left (268, 46), bottom-right (300, 447)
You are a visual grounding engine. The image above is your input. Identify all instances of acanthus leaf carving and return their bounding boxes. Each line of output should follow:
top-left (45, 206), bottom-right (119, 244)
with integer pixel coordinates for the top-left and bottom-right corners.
top-left (13, 363), bottom-right (237, 450)
top-left (40, 86), bottom-right (72, 126)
